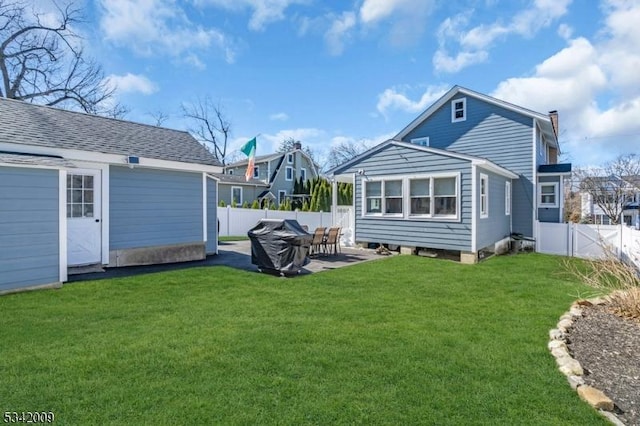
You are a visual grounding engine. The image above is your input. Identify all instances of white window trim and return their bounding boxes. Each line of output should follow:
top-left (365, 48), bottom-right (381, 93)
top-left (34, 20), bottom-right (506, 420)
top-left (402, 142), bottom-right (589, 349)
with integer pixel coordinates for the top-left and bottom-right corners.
top-left (538, 182), bottom-right (559, 208)
top-left (480, 173), bottom-right (489, 218)
top-left (451, 97), bottom-right (467, 123)
top-left (300, 167), bottom-right (307, 182)
top-left (361, 172), bottom-right (460, 221)
top-left (411, 136), bottom-right (430, 147)
top-left (505, 181), bottom-right (511, 216)
top-left (278, 190), bottom-right (287, 204)
top-left (231, 186), bottom-right (243, 205)
top-left (285, 166), bottom-right (293, 181)
top-left (253, 165), bottom-right (259, 179)
top-left (228, 169), bottom-right (233, 175)
top-left (287, 153), bottom-right (293, 164)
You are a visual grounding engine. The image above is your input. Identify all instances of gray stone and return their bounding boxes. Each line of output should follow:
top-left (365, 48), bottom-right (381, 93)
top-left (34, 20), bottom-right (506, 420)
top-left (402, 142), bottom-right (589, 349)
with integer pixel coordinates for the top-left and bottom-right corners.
top-left (599, 411), bottom-right (626, 426)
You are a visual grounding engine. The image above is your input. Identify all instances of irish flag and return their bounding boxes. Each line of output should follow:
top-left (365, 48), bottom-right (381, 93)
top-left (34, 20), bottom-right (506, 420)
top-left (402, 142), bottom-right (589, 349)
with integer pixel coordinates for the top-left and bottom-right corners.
top-left (240, 137), bottom-right (256, 181)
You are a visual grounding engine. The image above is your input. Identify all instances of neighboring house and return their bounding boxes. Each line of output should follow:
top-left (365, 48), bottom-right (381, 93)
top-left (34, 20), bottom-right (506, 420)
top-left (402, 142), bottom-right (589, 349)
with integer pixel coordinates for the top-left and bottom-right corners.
top-left (210, 173), bottom-right (269, 206)
top-left (580, 175), bottom-right (640, 225)
top-left (0, 98), bottom-right (222, 295)
top-left (327, 85), bottom-right (571, 263)
top-left (222, 142), bottom-right (319, 207)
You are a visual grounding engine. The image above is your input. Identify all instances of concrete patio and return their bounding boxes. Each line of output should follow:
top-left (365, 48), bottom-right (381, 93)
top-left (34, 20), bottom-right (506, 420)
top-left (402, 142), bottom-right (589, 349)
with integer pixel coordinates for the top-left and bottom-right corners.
top-left (68, 240), bottom-right (384, 282)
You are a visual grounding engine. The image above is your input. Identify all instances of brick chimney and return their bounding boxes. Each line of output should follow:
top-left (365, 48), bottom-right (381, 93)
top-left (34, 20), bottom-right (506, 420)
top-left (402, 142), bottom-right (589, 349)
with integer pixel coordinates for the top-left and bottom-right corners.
top-left (549, 110), bottom-right (559, 138)
top-left (293, 141), bottom-right (302, 150)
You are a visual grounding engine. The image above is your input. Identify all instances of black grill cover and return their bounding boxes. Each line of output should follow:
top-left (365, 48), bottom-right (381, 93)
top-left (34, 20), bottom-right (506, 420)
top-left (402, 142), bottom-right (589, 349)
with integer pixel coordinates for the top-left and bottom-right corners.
top-left (247, 219), bottom-right (313, 274)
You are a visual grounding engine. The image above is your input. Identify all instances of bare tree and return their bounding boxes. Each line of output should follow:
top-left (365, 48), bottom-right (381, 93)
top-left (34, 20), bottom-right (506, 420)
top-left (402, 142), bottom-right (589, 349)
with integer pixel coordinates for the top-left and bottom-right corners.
top-left (0, 0), bottom-right (115, 114)
top-left (147, 110), bottom-right (169, 127)
top-left (326, 138), bottom-right (373, 170)
top-left (182, 97), bottom-right (231, 165)
top-left (577, 154), bottom-right (640, 224)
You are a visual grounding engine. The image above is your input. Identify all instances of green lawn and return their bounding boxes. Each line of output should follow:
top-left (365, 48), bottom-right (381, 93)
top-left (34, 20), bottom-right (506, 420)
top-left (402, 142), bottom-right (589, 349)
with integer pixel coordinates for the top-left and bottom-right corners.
top-left (0, 254), bottom-right (605, 425)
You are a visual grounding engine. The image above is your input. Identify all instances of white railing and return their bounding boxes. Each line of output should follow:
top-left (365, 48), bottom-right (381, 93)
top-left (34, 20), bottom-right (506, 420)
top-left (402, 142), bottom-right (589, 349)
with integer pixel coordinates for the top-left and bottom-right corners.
top-left (217, 206), bottom-right (354, 246)
top-left (536, 221), bottom-right (640, 270)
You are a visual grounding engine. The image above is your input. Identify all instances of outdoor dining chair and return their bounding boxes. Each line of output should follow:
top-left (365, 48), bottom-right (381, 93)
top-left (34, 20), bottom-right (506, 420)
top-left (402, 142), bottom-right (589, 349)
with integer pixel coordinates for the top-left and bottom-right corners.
top-left (311, 227), bottom-right (326, 255)
top-left (323, 227), bottom-right (341, 255)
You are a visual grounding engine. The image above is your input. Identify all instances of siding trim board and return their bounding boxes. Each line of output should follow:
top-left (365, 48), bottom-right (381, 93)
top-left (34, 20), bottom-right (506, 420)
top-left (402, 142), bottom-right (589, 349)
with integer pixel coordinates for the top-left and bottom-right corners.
top-left (59, 170), bottom-right (68, 282)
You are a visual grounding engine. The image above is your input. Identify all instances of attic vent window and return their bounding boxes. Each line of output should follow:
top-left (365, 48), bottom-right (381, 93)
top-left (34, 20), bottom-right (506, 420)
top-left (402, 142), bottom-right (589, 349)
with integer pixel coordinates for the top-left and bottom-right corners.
top-left (411, 137), bottom-right (430, 147)
top-left (451, 98), bottom-right (466, 123)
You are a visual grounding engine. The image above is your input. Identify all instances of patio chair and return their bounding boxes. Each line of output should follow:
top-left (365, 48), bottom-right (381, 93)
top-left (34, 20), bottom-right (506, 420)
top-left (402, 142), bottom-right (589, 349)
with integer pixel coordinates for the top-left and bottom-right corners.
top-left (323, 227), bottom-right (341, 255)
top-left (311, 227), bottom-right (326, 255)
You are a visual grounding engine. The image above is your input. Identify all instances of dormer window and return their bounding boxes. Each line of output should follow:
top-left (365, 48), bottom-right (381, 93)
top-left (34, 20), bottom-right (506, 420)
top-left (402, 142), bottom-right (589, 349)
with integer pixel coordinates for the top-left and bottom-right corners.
top-left (228, 170), bottom-right (233, 175)
top-left (411, 137), bottom-right (430, 147)
top-left (451, 98), bottom-right (466, 123)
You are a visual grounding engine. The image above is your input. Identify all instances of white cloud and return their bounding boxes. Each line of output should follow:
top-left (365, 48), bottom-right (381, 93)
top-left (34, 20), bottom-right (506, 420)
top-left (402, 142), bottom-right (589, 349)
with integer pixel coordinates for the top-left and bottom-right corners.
top-left (269, 112), bottom-right (289, 121)
top-left (324, 11), bottom-right (357, 56)
top-left (99, 0), bottom-right (237, 66)
top-left (491, 0), bottom-right (640, 165)
top-left (259, 128), bottom-right (325, 153)
top-left (360, 0), bottom-right (418, 24)
top-left (376, 84), bottom-right (449, 117)
top-left (359, 0), bottom-right (435, 46)
top-left (104, 73), bottom-right (158, 95)
top-left (557, 23), bottom-right (573, 40)
top-left (195, 0), bottom-right (308, 31)
top-left (434, 0), bottom-right (571, 73)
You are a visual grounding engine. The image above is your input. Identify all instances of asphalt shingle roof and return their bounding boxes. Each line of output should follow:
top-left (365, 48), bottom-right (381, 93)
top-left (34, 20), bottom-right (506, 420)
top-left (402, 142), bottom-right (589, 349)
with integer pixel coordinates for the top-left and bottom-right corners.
top-left (209, 173), bottom-right (267, 186)
top-left (0, 98), bottom-right (221, 167)
top-left (0, 152), bottom-right (76, 168)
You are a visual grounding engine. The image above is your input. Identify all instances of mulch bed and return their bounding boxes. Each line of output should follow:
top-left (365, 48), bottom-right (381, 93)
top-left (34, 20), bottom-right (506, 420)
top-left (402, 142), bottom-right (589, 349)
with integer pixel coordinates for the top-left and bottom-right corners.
top-left (567, 305), bottom-right (640, 425)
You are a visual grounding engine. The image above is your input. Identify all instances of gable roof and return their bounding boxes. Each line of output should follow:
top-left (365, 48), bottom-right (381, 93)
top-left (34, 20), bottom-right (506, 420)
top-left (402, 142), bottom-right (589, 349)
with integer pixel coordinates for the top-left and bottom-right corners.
top-left (0, 97), bottom-right (221, 167)
top-left (327, 139), bottom-right (518, 179)
top-left (226, 148), bottom-right (319, 183)
top-left (395, 85), bottom-right (559, 149)
top-left (227, 152), bottom-right (282, 168)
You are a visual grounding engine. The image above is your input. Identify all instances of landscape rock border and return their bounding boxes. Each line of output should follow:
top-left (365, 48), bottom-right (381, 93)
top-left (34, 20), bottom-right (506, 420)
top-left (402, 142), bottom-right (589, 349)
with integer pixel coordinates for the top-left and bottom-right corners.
top-left (548, 297), bottom-right (626, 426)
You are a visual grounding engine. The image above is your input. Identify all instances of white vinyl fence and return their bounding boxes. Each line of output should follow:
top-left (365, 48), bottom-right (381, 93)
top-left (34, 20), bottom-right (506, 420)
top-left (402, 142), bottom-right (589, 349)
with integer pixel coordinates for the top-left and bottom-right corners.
top-left (536, 221), bottom-right (640, 270)
top-left (217, 206), bottom-right (355, 246)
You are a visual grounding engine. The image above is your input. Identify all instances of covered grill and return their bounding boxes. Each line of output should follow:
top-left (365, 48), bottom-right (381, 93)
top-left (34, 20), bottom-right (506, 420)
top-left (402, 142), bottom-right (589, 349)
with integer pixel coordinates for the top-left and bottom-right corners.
top-left (247, 219), bottom-right (313, 275)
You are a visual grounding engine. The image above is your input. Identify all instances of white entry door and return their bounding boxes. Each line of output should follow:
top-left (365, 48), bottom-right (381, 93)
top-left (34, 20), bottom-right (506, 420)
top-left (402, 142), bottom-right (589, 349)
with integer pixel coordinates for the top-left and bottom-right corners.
top-left (67, 170), bottom-right (102, 266)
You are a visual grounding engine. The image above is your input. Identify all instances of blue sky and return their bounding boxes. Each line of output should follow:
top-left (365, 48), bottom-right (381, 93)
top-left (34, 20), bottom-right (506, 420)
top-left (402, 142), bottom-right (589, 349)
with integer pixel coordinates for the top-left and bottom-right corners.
top-left (48, 0), bottom-right (640, 167)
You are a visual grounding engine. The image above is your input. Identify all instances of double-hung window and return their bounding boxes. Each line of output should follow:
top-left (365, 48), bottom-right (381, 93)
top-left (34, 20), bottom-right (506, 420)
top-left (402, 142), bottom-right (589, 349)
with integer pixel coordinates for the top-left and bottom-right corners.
top-left (384, 180), bottom-right (403, 215)
top-left (253, 166), bottom-right (259, 179)
top-left (231, 187), bottom-right (242, 205)
top-left (365, 181), bottom-right (382, 214)
top-left (409, 178), bottom-right (430, 215)
top-left (451, 98), bottom-right (466, 122)
top-left (285, 166), bottom-right (293, 181)
top-left (433, 177), bottom-right (457, 216)
top-left (480, 173), bottom-right (488, 218)
top-left (539, 183), bottom-right (559, 207)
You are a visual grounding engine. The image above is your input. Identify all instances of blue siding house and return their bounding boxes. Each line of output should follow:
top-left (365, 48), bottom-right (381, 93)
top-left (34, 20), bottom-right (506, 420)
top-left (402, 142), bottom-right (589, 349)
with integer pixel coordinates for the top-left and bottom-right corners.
top-left (0, 98), bottom-right (222, 294)
top-left (328, 86), bottom-right (571, 262)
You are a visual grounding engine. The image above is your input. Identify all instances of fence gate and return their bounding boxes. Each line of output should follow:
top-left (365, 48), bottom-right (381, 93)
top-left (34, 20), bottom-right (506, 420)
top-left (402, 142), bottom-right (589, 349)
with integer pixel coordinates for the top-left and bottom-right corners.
top-left (573, 225), bottom-right (620, 259)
